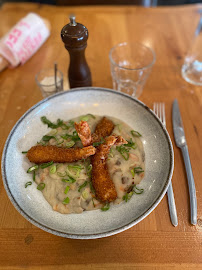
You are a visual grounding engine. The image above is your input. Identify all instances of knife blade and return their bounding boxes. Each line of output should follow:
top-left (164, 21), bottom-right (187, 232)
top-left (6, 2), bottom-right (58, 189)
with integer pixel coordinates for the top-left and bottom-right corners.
top-left (172, 99), bottom-right (197, 225)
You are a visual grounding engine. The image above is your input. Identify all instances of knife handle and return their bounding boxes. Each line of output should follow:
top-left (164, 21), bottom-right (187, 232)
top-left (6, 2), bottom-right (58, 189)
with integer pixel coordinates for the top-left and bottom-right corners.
top-left (181, 145), bottom-right (197, 225)
top-left (167, 182), bottom-right (178, 226)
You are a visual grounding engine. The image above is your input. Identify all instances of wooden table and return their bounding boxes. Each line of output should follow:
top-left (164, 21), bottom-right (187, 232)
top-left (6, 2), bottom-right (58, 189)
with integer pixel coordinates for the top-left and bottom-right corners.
top-left (0, 3), bottom-right (202, 269)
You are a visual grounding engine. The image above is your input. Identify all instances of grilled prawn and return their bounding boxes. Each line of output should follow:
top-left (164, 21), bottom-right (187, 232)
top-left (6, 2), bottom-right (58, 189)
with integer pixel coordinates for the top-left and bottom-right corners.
top-left (91, 135), bottom-right (127, 202)
top-left (27, 145), bottom-right (96, 164)
top-left (74, 121), bottom-right (92, 147)
top-left (75, 116), bottom-right (115, 147)
top-left (92, 117), bottom-right (115, 143)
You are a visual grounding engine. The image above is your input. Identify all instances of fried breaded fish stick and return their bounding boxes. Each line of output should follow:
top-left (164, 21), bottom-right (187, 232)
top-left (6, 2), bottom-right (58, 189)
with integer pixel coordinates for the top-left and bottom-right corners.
top-left (92, 117), bottom-right (115, 143)
top-left (75, 117), bottom-right (115, 147)
top-left (74, 121), bottom-right (92, 147)
top-left (91, 135), bottom-right (127, 202)
top-left (27, 145), bottom-right (96, 164)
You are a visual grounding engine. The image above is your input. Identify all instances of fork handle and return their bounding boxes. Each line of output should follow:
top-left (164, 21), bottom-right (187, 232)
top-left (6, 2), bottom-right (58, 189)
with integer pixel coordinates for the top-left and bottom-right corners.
top-left (167, 182), bottom-right (178, 226)
top-left (181, 145), bottom-right (197, 225)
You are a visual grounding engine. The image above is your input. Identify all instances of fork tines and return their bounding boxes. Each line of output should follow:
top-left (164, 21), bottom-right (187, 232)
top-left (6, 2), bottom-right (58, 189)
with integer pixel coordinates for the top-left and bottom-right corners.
top-left (153, 102), bottom-right (166, 126)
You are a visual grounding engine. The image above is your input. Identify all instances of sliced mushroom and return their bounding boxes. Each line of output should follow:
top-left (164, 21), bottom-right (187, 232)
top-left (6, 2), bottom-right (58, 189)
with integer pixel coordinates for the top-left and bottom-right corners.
top-left (121, 176), bottom-right (129, 184)
top-left (125, 184), bottom-right (134, 193)
top-left (115, 159), bottom-right (121, 166)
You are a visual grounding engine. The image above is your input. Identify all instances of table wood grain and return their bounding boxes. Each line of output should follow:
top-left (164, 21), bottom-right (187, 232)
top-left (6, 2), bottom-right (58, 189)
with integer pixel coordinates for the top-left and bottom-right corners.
top-left (0, 3), bottom-right (202, 269)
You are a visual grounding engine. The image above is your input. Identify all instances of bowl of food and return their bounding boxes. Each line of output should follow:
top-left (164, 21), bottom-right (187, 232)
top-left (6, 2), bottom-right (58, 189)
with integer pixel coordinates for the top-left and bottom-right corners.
top-left (1, 87), bottom-right (174, 239)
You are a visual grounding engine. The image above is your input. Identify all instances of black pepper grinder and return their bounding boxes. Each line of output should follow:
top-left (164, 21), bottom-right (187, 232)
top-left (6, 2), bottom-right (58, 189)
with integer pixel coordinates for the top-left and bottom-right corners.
top-left (61, 15), bottom-right (92, 88)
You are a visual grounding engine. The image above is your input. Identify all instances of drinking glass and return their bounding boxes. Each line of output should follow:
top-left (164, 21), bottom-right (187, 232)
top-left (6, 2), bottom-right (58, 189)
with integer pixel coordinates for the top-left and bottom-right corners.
top-left (109, 42), bottom-right (155, 98)
top-left (181, 11), bottom-right (202, 85)
top-left (35, 68), bottom-right (64, 98)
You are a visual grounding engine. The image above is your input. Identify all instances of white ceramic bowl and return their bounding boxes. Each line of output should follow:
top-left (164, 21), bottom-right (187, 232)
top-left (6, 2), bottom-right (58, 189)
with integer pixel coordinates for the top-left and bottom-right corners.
top-left (1, 87), bottom-right (174, 239)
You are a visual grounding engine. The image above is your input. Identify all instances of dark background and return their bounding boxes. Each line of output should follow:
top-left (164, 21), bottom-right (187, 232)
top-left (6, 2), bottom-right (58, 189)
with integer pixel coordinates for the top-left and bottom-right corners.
top-left (0, 0), bottom-right (201, 6)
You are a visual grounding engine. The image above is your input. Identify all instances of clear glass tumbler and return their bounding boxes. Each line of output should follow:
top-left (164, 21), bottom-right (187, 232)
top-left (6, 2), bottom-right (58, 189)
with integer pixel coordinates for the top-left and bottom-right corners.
top-left (181, 12), bottom-right (202, 85)
top-left (35, 68), bottom-right (64, 98)
top-left (109, 42), bottom-right (155, 98)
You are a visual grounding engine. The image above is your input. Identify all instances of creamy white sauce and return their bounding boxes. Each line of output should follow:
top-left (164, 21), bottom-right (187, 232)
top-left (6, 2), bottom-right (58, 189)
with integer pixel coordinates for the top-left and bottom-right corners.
top-left (34, 115), bottom-right (145, 214)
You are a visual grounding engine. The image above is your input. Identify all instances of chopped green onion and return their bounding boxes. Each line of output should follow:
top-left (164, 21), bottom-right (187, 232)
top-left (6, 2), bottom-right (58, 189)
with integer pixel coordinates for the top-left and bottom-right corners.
top-left (25, 181), bottom-right (32, 188)
top-left (57, 172), bottom-right (66, 177)
top-left (123, 191), bottom-right (134, 202)
top-left (123, 193), bottom-right (128, 202)
top-left (131, 167), bottom-right (144, 177)
top-left (63, 197), bottom-right (70, 204)
top-left (133, 166), bottom-right (144, 175)
top-left (67, 164), bottom-right (83, 170)
top-left (66, 141), bottom-right (75, 148)
top-left (124, 138), bottom-right (136, 149)
top-left (134, 185), bottom-right (144, 194)
top-left (78, 181), bottom-right (88, 192)
top-left (61, 124), bottom-right (70, 130)
top-left (41, 116), bottom-right (64, 129)
top-left (82, 189), bottom-right (89, 200)
top-left (27, 165), bottom-right (39, 173)
top-left (60, 134), bottom-right (67, 140)
top-left (116, 124), bottom-right (122, 132)
top-left (72, 131), bottom-right (80, 142)
top-left (42, 135), bottom-right (55, 142)
top-left (131, 169), bottom-right (135, 178)
top-left (89, 181), bottom-right (95, 194)
top-left (87, 164), bottom-right (92, 177)
top-left (37, 183), bottom-right (45, 191)
top-left (22, 151), bottom-right (28, 154)
top-left (93, 138), bottom-right (104, 147)
top-left (49, 165), bottom-right (57, 174)
top-left (92, 198), bottom-right (95, 207)
top-left (33, 171), bottom-right (36, 181)
top-left (67, 164), bottom-right (83, 177)
top-left (101, 203), bottom-right (110, 211)
top-left (61, 120), bottom-right (74, 130)
top-left (109, 148), bottom-right (114, 158)
top-left (57, 139), bottom-right (64, 145)
top-left (123, 184), bottom-right (144, 202)
top-left (37, 141), bottom-right (46, 146)
top-left (87, 114), bottom-right (95, 119)
top-left (79, 114), bottom-right (95, 121)
top-left (116, 145), bottom-right (129, 161)
top-left (40, 161), bottom-right (54, 169)
top-left (64, 186), bottom-right (70, 194)
top-left (62, 176), bottom-right (76, 183)
top-left (68, 120), bottom-right (75, 126)
top-left (79, 115), bottom-right (89, 121)
top-left (131, 130), bottom-right (142, 137)
top-left (62, 178), bottom-right (69, 183)
top-left (61, 131), bottom-right (80, 142)
top-left (48, 129), bottom-right (58, 135)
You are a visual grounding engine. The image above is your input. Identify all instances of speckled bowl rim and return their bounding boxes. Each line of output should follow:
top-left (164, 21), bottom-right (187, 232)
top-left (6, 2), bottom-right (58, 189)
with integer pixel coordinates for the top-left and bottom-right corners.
top-left (1, 87), bottom-right (174, 239)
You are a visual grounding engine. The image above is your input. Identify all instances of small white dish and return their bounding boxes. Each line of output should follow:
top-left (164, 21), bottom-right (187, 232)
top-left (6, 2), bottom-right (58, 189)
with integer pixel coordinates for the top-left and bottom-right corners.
top-left (1, 87), bottom-right (174, 239)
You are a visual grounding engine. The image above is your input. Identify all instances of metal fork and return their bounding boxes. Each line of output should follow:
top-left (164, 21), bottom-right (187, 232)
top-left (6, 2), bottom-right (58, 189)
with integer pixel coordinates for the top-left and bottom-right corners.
top-left (153, 103), bottom-right (178, 227)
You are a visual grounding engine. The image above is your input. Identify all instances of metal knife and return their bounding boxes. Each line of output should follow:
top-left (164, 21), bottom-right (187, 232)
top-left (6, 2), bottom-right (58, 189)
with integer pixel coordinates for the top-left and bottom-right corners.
top-left (172, 99), bottom-right (197, 225)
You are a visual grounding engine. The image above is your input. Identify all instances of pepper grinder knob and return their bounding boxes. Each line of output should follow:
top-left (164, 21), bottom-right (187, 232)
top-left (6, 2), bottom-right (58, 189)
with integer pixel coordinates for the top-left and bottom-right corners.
top-left (61, 15), bottom-right (92, 88)
top-left (69, 15), bottom-right (77, 26)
